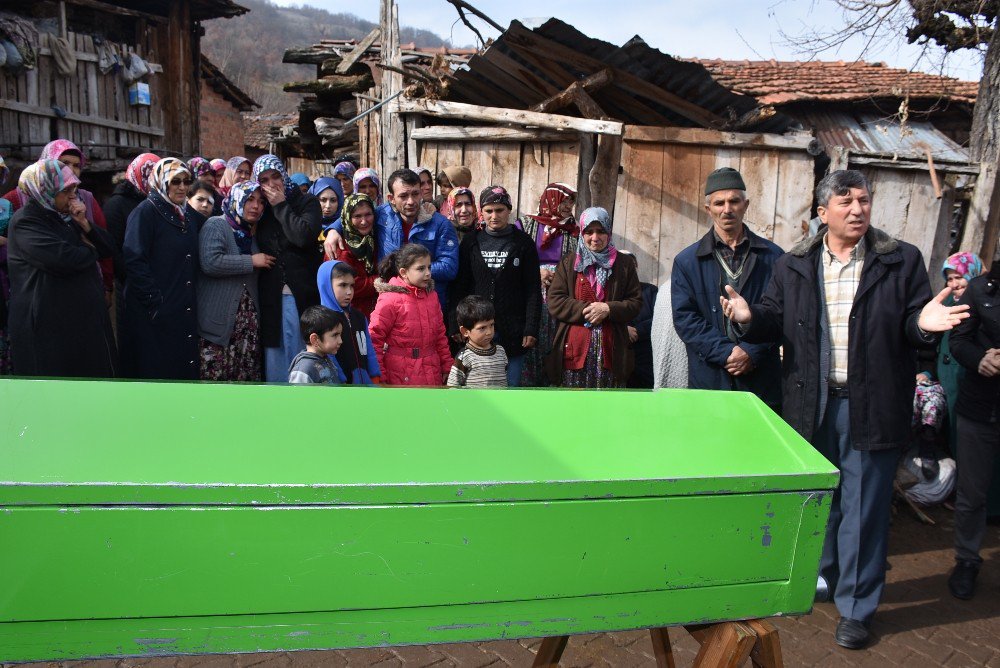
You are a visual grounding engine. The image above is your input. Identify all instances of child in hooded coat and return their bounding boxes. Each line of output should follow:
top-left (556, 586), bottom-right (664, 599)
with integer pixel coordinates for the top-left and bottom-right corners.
top-left (368, 243), bottom-right (452, 386)
top-left (317, 259), bottom-right (380, 385)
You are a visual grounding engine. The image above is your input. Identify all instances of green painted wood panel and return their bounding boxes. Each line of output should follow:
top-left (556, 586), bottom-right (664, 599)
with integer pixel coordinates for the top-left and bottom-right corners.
top-left (0, 379), bottom-right (838, 505)
top-left (2, 492), bottom-right (824, 622)
top-left (0, 379), bottom-right (837, 662)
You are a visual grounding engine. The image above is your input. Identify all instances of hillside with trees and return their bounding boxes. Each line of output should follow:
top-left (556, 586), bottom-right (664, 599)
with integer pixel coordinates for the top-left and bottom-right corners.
top-left (203, 0), bottom-right (450, 112)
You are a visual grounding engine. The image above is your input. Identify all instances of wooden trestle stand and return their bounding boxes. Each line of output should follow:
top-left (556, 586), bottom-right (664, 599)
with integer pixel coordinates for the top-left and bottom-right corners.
top-left (533, 619), bottom-right (784, 668)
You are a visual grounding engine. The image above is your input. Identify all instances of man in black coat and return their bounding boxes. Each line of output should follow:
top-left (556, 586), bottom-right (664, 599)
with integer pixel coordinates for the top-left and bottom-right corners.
top-left (448, 185), bottom-right (540, 386)
top-left (946, 262), bottom-right (1000, 600)
top-left (721, 170), bottom-right (967, 649)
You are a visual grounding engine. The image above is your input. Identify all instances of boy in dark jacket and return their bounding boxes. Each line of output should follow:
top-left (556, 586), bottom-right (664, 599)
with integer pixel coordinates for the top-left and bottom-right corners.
top-left (448, 186), bottom-right (541, 386)
top-left (288, 306), bottom-right (346, 384)
top-left (317, 260), bottom-right (380, 384)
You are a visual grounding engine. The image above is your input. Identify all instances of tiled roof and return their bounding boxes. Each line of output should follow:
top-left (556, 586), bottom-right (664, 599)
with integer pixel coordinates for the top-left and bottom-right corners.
top-left (202, 56), bottom-right (258, 112)
top-left (693, 59), bottom-right (978, 105)
top-left (242, 113), bottom-right (297, 150)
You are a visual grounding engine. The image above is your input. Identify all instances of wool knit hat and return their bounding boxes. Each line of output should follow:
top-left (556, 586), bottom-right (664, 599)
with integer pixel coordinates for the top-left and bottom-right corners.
top-left (704, 167), bottom-right (746, 195)
top-left (480, 185), bottom-right (512, 209)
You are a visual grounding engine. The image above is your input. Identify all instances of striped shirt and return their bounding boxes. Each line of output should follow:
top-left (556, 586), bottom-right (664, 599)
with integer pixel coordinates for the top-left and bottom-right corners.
top-left (447, 344), bottom-right (508, 388)
top-left (822, 235), bottom-right (865, 385)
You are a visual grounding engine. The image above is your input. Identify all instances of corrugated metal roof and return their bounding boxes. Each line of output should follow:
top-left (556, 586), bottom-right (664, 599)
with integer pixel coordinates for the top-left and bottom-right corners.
top-left (798, 110), bottom-right (970, 163)
top-left (447, 19), bottom-right (795, 133)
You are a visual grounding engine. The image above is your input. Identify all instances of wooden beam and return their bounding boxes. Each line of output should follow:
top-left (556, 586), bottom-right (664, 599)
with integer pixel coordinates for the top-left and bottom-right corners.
top-left (848, 154), bottom-right (980, 175)
top-left (590, 132), bottom-right (623, 212)
top-left (505, 22), bottom-right (724, 128)
top-left (530, 68), bottom-right (614, 114)
top-left (284, 74), bottom-right (374, 95)
top-left (570, 87), bottom-right (607, 120)
top-left (336, 28), bottom-right (380, 74)
top-left (398, 98), bottom-right (623, 136)
top-left (0, 99), bottom-right (165, 136)
top-left (38, 47), bottom-right (163, 73)
top-left (624, 125), bottom-right (813, 151)
top-left (410, 126), bottom-right (577, 141)
top-left (282, 48), bottom-right (334, 65)
top-left (62, 0), bottom-right (167, 23)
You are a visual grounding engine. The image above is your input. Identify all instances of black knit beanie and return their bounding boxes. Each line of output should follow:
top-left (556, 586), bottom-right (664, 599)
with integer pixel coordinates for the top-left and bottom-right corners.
top-left (704, 167), bottom-right (746, 195)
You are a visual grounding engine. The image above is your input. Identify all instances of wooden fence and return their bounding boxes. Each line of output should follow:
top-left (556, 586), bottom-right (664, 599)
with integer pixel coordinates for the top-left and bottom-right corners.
top-left (0, 30), bottom-right (164, 166)
top-left (613, 127), bottom-right (816, 286)
top-left (416, 138), bottom-right (582, 224)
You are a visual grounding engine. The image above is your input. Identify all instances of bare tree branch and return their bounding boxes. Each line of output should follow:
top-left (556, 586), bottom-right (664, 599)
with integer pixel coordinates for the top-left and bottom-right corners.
top-left (444, 0), bottom-right (503, 49)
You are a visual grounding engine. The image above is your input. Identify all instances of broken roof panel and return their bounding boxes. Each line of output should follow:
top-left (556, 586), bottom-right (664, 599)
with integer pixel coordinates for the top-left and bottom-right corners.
top-left (800, 109), bottom-right (970, 164)
top-left (448, 19), bottom-right (795, 133)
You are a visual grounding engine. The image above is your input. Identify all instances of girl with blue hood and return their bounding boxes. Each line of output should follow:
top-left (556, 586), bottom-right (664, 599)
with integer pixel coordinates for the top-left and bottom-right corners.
top-left (310, 176), bottom-right (345, 240)
top-left (317, 259), bottom-right (380, 385)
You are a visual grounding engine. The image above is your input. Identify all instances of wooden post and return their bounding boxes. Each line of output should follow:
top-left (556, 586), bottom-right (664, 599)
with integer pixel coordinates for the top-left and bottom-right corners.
top-left (649, 627), bottom-right (677, 668)
top-left (745, 619), bottom-right (783, 668)
top-left (689, 622), bottom-right (756, 668)
top-left (379, 0), bottom-right (404, 179)
top-left (531, 635), bottom-right (569, 667)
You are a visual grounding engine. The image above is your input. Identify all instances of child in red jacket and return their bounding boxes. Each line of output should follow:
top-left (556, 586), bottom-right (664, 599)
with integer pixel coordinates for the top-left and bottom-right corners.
top-left (369, 243), bottom-right (453, 386)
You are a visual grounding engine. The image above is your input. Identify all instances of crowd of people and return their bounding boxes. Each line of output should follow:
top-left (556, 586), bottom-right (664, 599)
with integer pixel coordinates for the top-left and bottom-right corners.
top-left (0, 140), bottom-right (998, 650)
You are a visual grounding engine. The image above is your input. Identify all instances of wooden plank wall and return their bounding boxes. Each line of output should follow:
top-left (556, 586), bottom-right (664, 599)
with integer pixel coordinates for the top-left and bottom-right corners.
top-left (417, 139), bottom-right (581, 223)
top-left (614, 135), bottom-right (815, 286)
top-left (0, 30), bottom-right (165, 164)
top-left (857, 166), bottom-right (947, 273)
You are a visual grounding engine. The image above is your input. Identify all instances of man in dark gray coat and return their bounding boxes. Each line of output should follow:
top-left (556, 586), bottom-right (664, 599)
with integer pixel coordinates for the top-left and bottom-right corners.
top-left (721, 170), bottom-right (968, 649)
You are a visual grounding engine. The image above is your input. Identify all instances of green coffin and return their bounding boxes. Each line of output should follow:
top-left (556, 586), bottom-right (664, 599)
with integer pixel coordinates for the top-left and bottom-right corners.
top-left (0, 379), bottom-right (837, 662)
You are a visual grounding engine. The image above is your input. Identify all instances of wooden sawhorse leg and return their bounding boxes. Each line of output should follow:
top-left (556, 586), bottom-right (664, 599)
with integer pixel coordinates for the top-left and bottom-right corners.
top-left (533, 618), bottom-right (783, 668)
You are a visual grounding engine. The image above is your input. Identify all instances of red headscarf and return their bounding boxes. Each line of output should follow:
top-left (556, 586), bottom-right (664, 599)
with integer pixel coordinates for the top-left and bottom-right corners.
top-left (125, 153), bottom-right (160, 195)
top-left (526, 182), bottom-right (577, 248)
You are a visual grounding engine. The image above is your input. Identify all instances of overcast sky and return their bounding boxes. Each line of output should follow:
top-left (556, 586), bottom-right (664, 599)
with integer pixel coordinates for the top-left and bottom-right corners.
top-left (271, 0), bottom-right (985, 81)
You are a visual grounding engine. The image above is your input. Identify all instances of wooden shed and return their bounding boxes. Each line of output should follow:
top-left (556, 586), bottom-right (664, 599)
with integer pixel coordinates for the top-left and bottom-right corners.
top-left (282, 17), bottom-right (983, 286)
top-left (0, 0), bottom-right (247, 181)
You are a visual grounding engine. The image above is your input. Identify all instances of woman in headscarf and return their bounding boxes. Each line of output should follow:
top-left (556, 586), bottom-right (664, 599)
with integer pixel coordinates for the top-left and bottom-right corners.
top-left (218, 156), bottom-right (252, 198)
top-left (333, 161), bottom-right (356, 196)
top-left (914, 252), bottom-right (986, 451)
top-left (6, 160), bottom-right (117, 377)
top-left (545, 207), bottom-right (641, 389)
top-left (105, 153), bottom-right (159, 257)
top-left (197, 180), bottom-right (275, 381)
top-left (436, 165), bottom-right (472, 218)
top-left (415, 166), bottom-right (435, 205)
top-left (521, 182), bottom-right (577, 385)
top-left (445, 187), bottom-right (478, 242)
top-left (252, 154), bottom-right (323, 382)
top-left (3, 140), bottom-right (115, 301)
top-left (290, 172), bottom-right (312, 193)
top-left (210, 158), bottom-right (227, 181)
top-left (120, 158), bottom-right (200, 380)
top-left (353, 168), bottom-right (382, 206)
top-left (332, 193), bottom-right (379, 317)
top-left (188, 157), bottom-right (222, 215)
top-left (309, 176), bottom-right (345, 232)
top-left (0, 155), bottom-right (10, 373)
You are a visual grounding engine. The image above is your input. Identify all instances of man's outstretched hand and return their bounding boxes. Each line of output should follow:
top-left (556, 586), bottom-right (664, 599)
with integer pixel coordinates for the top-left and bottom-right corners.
top-left (918, 288), bottom-right (970, 333)
top-left (720, 285), bottom-right (752, 324)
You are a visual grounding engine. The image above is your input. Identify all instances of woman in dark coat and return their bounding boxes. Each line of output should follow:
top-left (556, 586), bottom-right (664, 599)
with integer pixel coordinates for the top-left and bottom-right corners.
top-left (7, 160), bottom-right (117, 377)
top-left (121, 158), bottom-right (200, 380)
top-left (252, 154), bottom-right (323, 382)
top-left (449, 185), bottom-right (541, 386)
top-left (546, 207), bottom-right (642, 388)
top-left (197, 180), bottom-right (274, 381)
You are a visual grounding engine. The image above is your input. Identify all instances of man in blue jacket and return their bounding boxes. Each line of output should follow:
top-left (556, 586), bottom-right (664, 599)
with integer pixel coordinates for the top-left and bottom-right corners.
top-left (324, 168), bottom-right (458, 307)
top-left (670, 167), bottom-right (782, 410)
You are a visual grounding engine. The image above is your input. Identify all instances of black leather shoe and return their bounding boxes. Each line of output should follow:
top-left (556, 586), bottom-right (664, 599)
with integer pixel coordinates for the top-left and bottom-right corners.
top-left (948, 560), bottom-right (980, 600)
top-left (834, 617), bottom-right (869, 649)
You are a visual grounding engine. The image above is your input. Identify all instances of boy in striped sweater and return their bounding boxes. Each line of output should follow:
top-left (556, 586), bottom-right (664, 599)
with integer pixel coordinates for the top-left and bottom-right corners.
top-left (447, 295), bottom-right (508, 388)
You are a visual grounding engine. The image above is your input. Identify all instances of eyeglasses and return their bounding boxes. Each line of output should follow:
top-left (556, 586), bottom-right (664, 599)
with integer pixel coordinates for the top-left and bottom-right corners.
top-left (169, 178), bottom-right (194, 187)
